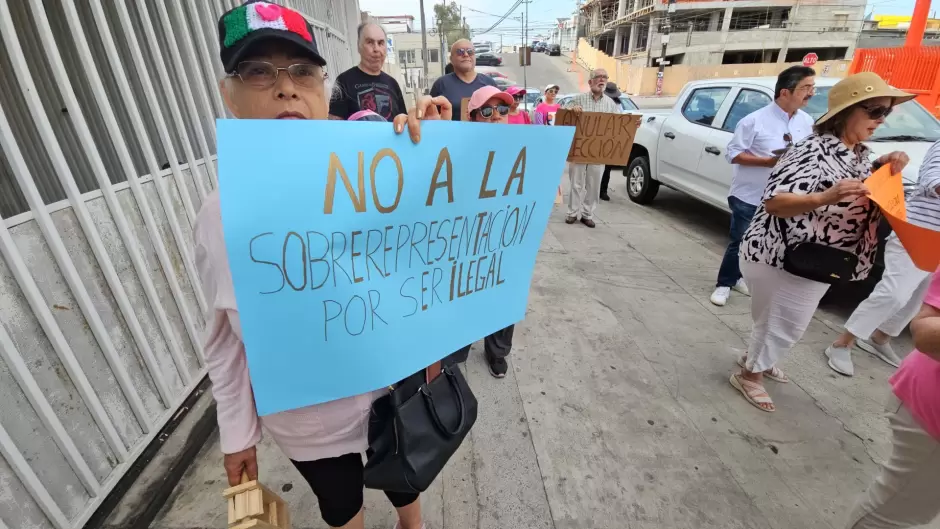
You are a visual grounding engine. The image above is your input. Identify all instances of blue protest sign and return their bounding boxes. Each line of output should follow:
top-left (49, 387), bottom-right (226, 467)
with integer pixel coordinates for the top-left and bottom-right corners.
top-left (217, 119), bottom-right (575, 415)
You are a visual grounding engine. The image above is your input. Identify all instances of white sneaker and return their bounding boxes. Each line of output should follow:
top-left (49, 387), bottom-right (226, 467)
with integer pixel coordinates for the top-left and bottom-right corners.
top-left (710, 286), bottom-right (731, 306)
top-left (857, 339), bottom-right (902, 368)
top-left (825, 345), bottom-right (855, 377)
top-left (733, 278), bottom-right (750, 297)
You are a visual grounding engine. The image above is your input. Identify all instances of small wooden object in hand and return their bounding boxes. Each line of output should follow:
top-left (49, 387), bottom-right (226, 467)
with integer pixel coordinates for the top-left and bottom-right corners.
top-left (222, 471), bottom-right (290, 529)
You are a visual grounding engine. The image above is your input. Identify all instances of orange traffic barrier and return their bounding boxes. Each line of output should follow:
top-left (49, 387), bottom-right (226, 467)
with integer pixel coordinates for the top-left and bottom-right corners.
top-left (849, 47), bottom-right (940, 117)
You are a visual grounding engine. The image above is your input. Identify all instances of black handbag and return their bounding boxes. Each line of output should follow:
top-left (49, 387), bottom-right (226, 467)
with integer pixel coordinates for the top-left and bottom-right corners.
top-left (775, 211), bottom-right (870, 285)
top-left (363, 363), bottom-right (477, 493)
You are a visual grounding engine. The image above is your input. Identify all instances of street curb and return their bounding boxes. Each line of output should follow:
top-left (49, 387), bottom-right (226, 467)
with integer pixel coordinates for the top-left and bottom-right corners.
top-left (85, 378), bottom-right (217, 529)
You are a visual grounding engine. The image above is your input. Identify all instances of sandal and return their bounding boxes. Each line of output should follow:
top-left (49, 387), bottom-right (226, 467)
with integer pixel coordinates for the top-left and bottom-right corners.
top-left (737, 355), bottom-right (789, 383)
top-left (730, 373), bottom-right (776, 413)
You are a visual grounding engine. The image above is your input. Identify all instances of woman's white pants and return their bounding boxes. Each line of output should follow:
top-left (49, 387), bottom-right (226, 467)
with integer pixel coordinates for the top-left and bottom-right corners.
top-left (741, 260), bottom-right (830, 373)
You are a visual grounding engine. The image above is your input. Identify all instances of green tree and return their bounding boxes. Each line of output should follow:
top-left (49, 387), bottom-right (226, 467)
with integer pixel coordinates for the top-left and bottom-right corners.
top-left (434, 2), bottom-right (469, 49)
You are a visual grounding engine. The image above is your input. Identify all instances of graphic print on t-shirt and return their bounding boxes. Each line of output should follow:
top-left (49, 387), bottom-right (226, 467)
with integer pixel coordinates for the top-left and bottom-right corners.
top-left (356, 82), bottom-right (394, 120)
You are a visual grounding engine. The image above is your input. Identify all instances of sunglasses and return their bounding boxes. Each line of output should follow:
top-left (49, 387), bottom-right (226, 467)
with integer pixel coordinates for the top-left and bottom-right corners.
top-left (232, 61), bottom-right (324, 88)
top-left (546, 88), bottom-right (558, 94)
top-left (455, 48), bottom-right (475, 57)
top-left (478, 105), bottom-right (510, 118)
top-left (861, 105), bottom-right (893, 120)
top-left (512, 94), bottom-right (524, 100)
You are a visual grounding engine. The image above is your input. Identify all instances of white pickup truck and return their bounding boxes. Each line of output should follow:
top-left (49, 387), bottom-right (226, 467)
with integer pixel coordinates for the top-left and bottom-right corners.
top-left (623, 77), bottom-right (940, 210)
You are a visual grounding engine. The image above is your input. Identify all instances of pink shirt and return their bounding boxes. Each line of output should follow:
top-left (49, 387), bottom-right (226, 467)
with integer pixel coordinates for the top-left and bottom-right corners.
top-left (534, 102), bottom-right (560, 125)
top-left (194, 191), bottom-right (374, 461)
top-left (891, 268), bottom-right (940, 441)
top-left (508, 111), bottom-right (531, 124)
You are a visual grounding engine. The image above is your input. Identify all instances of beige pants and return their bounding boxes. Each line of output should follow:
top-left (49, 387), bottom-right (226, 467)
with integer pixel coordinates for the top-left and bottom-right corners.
top-left (846, 395), bottom-right (940, 528)
top-left (566, 163), bottom-right (603, 220)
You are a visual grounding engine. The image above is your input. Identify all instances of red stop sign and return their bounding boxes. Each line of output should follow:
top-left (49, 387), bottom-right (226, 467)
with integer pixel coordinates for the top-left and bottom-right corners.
top-left (802, 53), bottom-right (819, 67)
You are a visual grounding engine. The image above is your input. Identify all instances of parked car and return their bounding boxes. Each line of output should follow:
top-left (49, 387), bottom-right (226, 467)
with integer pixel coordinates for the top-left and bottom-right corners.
top-left (534, 42), bottom-right (548, 53)
top-left (520, 87), bottom-right (542, 112)
top-left (624, 76), bottom-right (940, 278)
top-left (548, 44), bottom-right (561, 56)
top-left (480, 69), bottom-right (508, 79)
top-left (476, 52), bottom-right (502, 66)
top-left (492, 77), bottom-right (516, 90)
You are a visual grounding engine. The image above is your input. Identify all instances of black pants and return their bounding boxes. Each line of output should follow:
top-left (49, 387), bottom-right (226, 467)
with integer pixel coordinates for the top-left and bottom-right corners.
top-left (600, 165), bottom-right (613, 196)
top-left (444, 324), bottom-right (515, 364)
top-left (291, 453), bottom-right (419, 527)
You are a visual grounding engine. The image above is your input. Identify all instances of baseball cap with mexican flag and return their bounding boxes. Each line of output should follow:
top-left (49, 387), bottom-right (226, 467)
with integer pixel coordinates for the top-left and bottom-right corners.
top-left (218, 0), bottom-right (327, 73)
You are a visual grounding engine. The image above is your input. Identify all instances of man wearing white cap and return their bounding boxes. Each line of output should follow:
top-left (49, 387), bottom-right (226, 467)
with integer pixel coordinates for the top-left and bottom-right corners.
top-left (534, 83), bottom-right (561, 125)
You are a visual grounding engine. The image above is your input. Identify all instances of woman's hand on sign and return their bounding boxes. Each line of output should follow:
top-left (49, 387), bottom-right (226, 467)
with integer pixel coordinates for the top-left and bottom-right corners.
top-left (876, 151), bottom-right (910, 174)
top-left (223, 446), bottom-right (258, 486)
top-left (393, 96), bottom-right (453, 145)
top-left (819, 178), bottom-right (870, 206)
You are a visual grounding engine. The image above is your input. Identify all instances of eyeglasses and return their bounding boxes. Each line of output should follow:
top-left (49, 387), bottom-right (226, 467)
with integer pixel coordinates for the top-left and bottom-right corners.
top-left (232, 61), bottom-right (325, 88)
top-left (478, 105), bottom-right (510, 118)
top-left (546, 89), bottom-right (558, 94)
top-left (512, 94), bottom-right (524, 100)
top-left (862, 105), bottom-right (893, 120)
top-left (794, 84), bottom-right (816, 95)
top-left (591, 75), bottom-right (609, 81)
top-left (455, 48), bottom-right (475, 57)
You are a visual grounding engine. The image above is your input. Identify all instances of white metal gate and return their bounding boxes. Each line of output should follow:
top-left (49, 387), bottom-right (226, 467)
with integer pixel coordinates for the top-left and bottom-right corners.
top-left (0, 1), bottom-right (356, 528)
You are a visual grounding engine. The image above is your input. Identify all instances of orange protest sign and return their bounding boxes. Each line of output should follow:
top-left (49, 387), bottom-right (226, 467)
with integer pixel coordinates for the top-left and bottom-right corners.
top-left (867, 166), bottom-right (940, 272)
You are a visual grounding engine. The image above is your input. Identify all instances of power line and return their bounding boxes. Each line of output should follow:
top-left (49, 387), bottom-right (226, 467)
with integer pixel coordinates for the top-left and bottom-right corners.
top-left (477, 0), bottom-right (524, 35)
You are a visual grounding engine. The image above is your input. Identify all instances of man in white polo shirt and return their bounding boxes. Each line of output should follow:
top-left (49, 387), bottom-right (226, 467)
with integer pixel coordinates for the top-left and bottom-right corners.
top-left (709, 66), bottom-right (816, 306)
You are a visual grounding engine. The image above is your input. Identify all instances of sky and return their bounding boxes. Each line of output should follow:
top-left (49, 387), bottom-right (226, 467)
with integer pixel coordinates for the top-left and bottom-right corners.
top-left (358, 0), bottom-right (581, 45)
top-left (359, 0), bottom-right (932, 45)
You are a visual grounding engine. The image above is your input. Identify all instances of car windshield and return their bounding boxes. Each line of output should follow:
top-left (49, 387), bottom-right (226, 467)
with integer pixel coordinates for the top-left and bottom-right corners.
top-left (621, 98), bottom-right (639, 111)
top-left (524, 92), bottom-right (540, 105)
top-left (805, 87), bottom-right (940, 141)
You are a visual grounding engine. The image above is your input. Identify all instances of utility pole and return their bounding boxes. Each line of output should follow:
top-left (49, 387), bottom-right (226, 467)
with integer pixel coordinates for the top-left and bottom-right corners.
top-left (419, 0), bottom-right (429, 92)
top-left (523, 0), bottom-right (529, 91)
top-left (655, 0), bottom-right (675, 96)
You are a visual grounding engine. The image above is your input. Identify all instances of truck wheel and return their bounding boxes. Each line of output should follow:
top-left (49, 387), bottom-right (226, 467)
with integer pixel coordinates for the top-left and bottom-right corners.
top-left (625, 156), bottom-right (659, 204)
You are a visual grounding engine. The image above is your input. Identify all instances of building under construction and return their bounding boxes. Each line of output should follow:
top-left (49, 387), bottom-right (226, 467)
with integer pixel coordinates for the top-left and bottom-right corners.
top-left (580, 0), bottom-right (867, 66)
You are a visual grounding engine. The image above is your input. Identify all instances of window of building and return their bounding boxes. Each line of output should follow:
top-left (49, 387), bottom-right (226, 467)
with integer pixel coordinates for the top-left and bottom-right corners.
top-left (681, 87), bottom-right (730, 127)
top-left (399, 49), bottom-right (416, 64)
top-left (722, 89), bottom-right (772, 132)
top-left (424, 49), bottom-right (439, 63)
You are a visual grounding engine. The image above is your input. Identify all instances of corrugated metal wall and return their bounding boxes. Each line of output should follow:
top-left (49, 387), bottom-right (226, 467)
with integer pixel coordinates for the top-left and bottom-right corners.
top-left (0, 1), bottom-right (357, 528)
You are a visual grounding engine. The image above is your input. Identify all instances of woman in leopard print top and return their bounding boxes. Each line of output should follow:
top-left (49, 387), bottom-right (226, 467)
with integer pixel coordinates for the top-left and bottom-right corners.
top-left (731, 72), bottom-right (914, 413)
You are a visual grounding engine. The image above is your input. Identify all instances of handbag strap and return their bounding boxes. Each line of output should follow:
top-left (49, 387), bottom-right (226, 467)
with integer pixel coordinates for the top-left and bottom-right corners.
top-left (426, 361), bottom-right (441, 384)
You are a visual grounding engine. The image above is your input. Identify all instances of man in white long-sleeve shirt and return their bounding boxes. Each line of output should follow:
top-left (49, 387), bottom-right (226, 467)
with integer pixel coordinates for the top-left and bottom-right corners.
top-left (709, 66), bottom-right (816, 306)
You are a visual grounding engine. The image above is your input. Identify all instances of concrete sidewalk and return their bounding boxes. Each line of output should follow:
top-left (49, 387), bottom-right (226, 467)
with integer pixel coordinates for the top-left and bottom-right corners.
top-left (150, 185), bottom-right (933, 529)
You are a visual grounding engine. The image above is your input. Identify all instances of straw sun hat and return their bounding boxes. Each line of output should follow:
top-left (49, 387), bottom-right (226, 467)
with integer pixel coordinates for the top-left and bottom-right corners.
top-left (815, 72), bottom-right (916, 125)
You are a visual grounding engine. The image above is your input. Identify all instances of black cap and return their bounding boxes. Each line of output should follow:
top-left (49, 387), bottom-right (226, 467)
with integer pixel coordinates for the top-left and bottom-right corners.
top-left (604, 82), bottom-right (622, 99)
top-left (219, 1), bottom-right (327, 73)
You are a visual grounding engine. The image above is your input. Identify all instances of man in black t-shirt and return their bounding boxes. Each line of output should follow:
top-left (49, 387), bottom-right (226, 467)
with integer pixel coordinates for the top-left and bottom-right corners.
top-left (329, 22), bottom-right (406, 121)
top-left (430, 39), bottom-right (496, 121)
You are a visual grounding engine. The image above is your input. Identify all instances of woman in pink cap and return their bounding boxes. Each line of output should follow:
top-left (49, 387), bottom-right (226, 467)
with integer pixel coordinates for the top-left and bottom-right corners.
top-left (445, 85), bottom-right (519, 377)
top-left (466, 85), bottom-right (514, 124)
top-left (505, 86), bottom-right (532, 124)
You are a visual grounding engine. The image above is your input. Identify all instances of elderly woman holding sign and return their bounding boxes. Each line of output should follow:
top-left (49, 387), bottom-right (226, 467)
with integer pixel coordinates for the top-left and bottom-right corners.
top-left (194, 2), bottom-right (448, 528)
